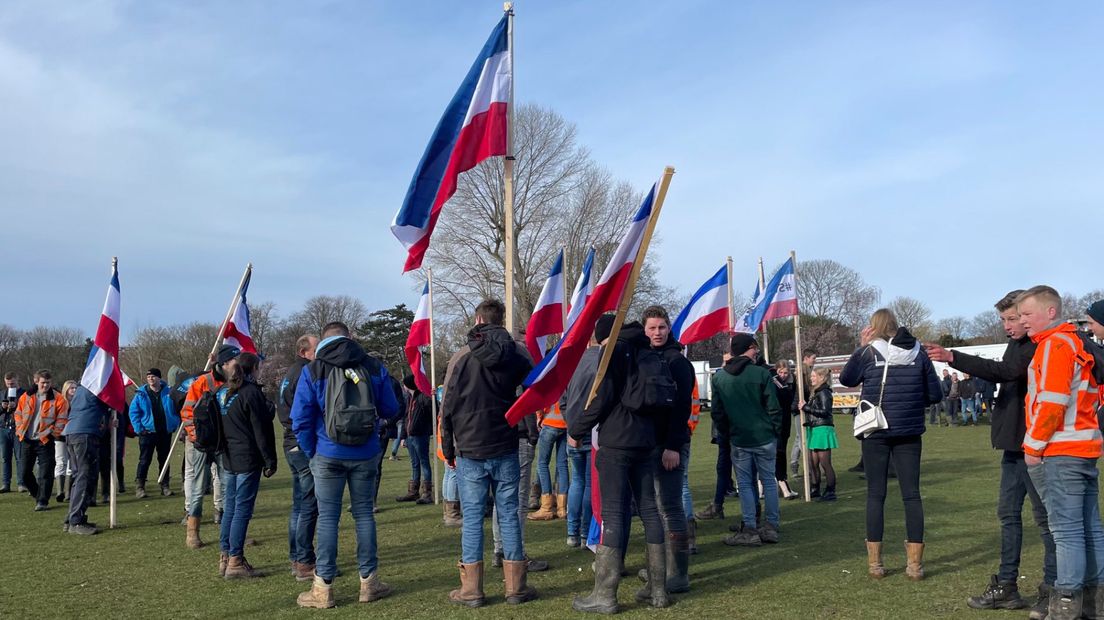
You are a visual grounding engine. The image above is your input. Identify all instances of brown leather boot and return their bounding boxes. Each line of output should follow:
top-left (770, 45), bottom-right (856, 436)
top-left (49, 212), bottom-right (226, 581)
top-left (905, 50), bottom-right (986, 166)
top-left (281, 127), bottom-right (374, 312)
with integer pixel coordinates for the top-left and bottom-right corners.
top-left (186, 516), bottom-right (204, 549)
top-left (416, 480), bottom-right (434, 505)
top-left (449, 561), bottom-right (485, 608)
top-left (866, 541), bottom-right (885, 579)
top-left (396, 480), bottom-right (419, 502)
top-left (503, 559), bottom-right (538, 604)
top-left (219, 552), bottom-right (228, 577)
top-left (224, 555), bottom-right (262, 579)
top-left (555, 493), bottom-right (568, 519)
top-left (527, 494), bottom-right (556, 521)
top-left (297, 575), bottom-right (335, 609)
top-left (293, 562), bottom-right (316, 582)
top-left (528, 482), bottom-right (541, 510)
top-left (443, 501), bottom-right (463, 527)
top-left (905, 542), bottom-right (925, 581)
top-left (359, 572), bottom-right (393, 602)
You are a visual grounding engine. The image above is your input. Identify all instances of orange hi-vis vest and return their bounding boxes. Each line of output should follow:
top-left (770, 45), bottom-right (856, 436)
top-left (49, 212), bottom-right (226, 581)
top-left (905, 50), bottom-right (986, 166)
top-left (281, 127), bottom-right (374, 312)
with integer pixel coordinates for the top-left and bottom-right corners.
top-left (180, 373), bottom-right (224, 443)
top-left (688, 380), bottom-right (701, 435)
top-left (538, 402), bottom-right (567, 429)
top-left (16, 389), bottom-right (69, 444)
top-left (436, 410), bottom-right (446, 462)
top-left (1023, 322), bottom-right (1102, 459)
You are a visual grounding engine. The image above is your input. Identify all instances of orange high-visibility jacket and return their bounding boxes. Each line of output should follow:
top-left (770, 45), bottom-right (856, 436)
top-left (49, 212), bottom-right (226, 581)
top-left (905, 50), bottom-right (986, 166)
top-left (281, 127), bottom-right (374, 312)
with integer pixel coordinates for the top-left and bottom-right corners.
top-left (688, 380), bottom-right (701, 435)
top-left (1023, 322), bottom-right (1102, 458)
top-left (537, 402), bottom-right (567, 429)
top-left (180, 373), bottom-right (224, 443)
top-left (15, 389), bottom-right (69, 443)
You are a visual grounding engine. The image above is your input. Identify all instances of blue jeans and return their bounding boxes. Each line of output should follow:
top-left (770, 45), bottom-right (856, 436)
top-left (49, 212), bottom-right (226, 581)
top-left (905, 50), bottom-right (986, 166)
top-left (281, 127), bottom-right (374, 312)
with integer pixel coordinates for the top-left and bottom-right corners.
top-left (1029, 456), bottom-right (1104, 591)
top-left (219, 469), bottom-right (261, 557)
top-left (734, 440), bottom-right (779, 529)
top-left (567, 445), bottom-right (592, 538)
top-left (681, 444), bottom-right (694, 520)
top-left (458, 454), bottom-right (522, 564)
top-left (312, 453), bottom-right (382, 580)
top-left (961, 398), bottom-right (976, 423)
top-left (536, 426), bottom-right (569, 495)
top-left (0, 425), bottom-right (17, 488)
top-left (285, 448), bottom-right (317, 565)
top-left (406, 435), bottom-right (432, 483)
top-left (184, 442), bottom-right (222, 518)
top-left (442, 464), bottom-right (459, 502)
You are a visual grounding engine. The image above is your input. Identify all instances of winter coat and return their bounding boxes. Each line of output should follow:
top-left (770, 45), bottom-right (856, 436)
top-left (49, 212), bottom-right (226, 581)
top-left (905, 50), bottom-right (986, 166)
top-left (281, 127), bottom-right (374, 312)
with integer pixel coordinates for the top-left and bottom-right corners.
top-left (950, 335), bottom-right (1035, 452)
top-left (839, 327), bottom-right (942, 438)
top-left (959, 377), bottom-right (977, 399)
top-left (405, 391), bottom-right (434, 437)
top-left (277, 355), bottom-right (310, 452)
top-left (62, 386), bottom-right (109, 436)
top-left (802, 384), bottom-right (834, 428)
top-left (220, 380), bottom-right (278, 474)
top-left (561, 346), bottom-right (602, 448)
top-left (0, 387), bottom-right (25, 429)
top-left (129, 381), bottom-right (181, 435)
top-left (710, 356), bottom-right (782, 448)
top-left (15, 388), bottom-right (68, 443)
top-left (653, 336), bottom-right (696, 451)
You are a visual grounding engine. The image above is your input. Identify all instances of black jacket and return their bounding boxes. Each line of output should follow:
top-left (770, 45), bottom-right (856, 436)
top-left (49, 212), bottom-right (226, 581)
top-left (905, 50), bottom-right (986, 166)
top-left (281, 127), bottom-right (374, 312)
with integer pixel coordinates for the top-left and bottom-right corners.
top-left (654, 337), bottom-right (695, 451)
top-left (802, 384), bottom-right (834, 428)
top-left (220, 381), bottom-right (278, 474)
top-left (950, 336), bottom-right (1036, 452)
top-left (569, 322), bottom-right (660, 451)
top-left (278, 355), bottom-right (311, 452)
top-left (772, 374), bottom-right (796, 415)
top-left (940, 376), bottom-right (952, 397)
top-left (440, 323), bottom-right (533, 461)
top-left (958, 377), bottom-right (977, 399)
top-left (0, 387), bottom-right (25, 429)
top-left (405, 391), bottom-right (434, 437)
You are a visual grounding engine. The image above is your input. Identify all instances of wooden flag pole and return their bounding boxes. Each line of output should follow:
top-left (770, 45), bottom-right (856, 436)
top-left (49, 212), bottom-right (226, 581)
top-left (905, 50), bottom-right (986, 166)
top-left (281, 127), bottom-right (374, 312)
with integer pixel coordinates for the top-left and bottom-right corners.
top-left (791, 250), bottom-right (811, 502)
top-left (110, 410), bottom-right (118, 528)
top-left (503, 2), bottom-right (517, 335)
top-left (158, 263), bottom-right (252, 484)
top-left (428, 269), bottom-right (440, 505)
top-left (585, 166), bottom-right (675, 409)
top-left (561, 246), bottom-right (568, 332)
top-left (758, 257), bottom-right (771, 364)
top-left (726, 256), bottom-right (735, 332)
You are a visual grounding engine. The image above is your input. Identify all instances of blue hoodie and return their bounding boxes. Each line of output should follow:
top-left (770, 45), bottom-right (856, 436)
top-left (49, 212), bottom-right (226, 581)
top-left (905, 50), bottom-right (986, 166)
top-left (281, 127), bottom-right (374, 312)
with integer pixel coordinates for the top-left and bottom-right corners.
top-left (290, 336), bottom-right (399, 460)
top-left (129, 380), bottom-right (182, 435)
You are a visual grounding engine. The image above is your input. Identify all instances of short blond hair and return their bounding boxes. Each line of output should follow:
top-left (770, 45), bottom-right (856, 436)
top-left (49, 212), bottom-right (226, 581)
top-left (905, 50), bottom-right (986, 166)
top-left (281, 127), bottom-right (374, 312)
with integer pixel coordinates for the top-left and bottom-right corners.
top-left (869, 308), bottom-right (899, 341)
top-left (811, 366), bottom-right (832, 384)
top-left (1017, 285), bottom-right (1062, 315)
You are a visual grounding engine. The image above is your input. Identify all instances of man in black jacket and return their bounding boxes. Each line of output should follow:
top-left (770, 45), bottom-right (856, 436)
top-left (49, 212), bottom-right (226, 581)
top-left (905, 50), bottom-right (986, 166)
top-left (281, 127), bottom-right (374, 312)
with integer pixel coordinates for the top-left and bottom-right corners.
top-left (927, 290), bottom-right (1055, 615)
top-left (279, 334), bottom-right (319, 581)
top-left (570, 319), bottom-right (672, 614)
top-left (440, 299), bottom-right (537, 607)
top-left (0, 372), bottom-right (26, 493)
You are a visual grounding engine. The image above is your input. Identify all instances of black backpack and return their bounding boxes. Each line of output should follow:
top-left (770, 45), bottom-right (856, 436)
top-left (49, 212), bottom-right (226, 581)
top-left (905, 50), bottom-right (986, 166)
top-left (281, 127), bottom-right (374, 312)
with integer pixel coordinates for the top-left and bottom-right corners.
top-left (323, 363), bottom-right (378, 446)
top-left (621, 348), bottom-right (678, 414)
top-left (1076, 332), bottom-right (1104, 386)
top-left (192, 374), bottom-right (224, 454)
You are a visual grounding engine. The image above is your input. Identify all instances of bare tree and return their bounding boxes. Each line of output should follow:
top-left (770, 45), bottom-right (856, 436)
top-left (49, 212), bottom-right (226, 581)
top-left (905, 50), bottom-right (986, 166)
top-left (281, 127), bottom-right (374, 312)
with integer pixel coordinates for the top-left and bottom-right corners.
top-left (969, 311), bottom-right (1006, 344)
top-left (888, 296), bottom-right (934, 340)
top-left (934, 316), bottom-right (970, 341)
top-left (290, 295), bottom-right (369, 336)
top-left (796, 259), bottom-right (880, 329)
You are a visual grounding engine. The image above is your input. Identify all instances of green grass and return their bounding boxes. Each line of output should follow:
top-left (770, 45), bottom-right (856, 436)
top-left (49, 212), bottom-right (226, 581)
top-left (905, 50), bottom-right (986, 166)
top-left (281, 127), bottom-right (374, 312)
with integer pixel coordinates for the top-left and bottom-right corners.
top-left (0, 423), bottom-right (1046, 619)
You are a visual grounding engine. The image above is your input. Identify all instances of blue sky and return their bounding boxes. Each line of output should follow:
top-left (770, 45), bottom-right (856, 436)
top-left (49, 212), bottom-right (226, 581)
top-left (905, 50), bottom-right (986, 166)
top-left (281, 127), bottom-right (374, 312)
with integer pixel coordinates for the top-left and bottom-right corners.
top-left (1, 1), bottom-right (1100, 336)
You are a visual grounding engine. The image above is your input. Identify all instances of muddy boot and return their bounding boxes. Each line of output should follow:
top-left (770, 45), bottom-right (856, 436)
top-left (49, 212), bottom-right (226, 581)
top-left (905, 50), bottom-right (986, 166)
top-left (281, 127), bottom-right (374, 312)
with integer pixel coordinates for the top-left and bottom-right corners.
top-left (528, 481), bottom-right (541, 510)
top-left (688, 519), bottom-right (698, 555)
top-left (135, 480), bottom-right (147, 500)
top-left (160, 481), bottom-right (174, 497)
top-left (527, 494), bottom-right (556, 521)
top-left (866, 541), bottom-right (885, 579)
top-left (186, 516), bottom-right (204, 549)
top-left (1049, 589), bottom-right (1083, 620)
top-left (1029, 583), bottom-right (1052, 620)
top-left (573, 544), bottom-right (621, 614)
top-left (224, 555), bottom-right (262, 579)
top-left (297, 575), bottom-right (335, 609)
top-left (694, 503), bottom-right (724, 520)
top-left (442, 501), bottom-right (463, 527)
top-left (634, 543), bottom-right (671, 608)
top-left (359, 572), bottom-right (393, 602)
top-left (396, 480), bottom-right (419, 502)
top-left (967, 574), bottom-right (1027, 610)
top-left (556, 493), bottom-right (568, 519)
top-left (448, 561), bottom-right (485, 608)
top-left (416, 480), bottom-right (434, 505)
top-left (665, 532), bottom-right (690, 593)
top-left (905, 542), bottom-right (925, 581)
top-left (1083, 584), bottom-right (1100, 619)
top-left (503, 559), bottom-right (538, 604)
top-left (219, 552), bottom-right (229, 577)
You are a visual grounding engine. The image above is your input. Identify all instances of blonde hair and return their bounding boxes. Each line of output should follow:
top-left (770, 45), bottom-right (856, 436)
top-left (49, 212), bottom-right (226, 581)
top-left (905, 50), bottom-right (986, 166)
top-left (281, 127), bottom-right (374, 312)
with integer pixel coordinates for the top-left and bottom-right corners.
top-left (811, 367), bottom-right (832, 385)
top-left (62, 380), bottom-right (78, 396)
top-left (869, 308), bottom-right (899, 341)
top-left (1017, 285), bottom-right (1062, 315)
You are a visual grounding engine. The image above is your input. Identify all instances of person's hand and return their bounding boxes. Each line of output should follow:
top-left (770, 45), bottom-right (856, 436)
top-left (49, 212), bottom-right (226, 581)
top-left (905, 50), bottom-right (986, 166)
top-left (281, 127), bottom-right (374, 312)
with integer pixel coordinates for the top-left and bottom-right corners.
top-left (661, 449), bottom-right (680, 471)
top-left (798, 400), bottom-right (806, 410)
top-left (1025, 454), bottom-right (1042, 467)
top-left (567, 436), bottom-right (578, 448)
top-left (263, 467), bottom-right (276, 478)
top-left (110, 418), bottom-right (119, 429)
top-left (924, 343), bottom-right (953, 363)
top-left (446, 458), bottom-right (456, 470)
top-left (860, 326), bottom-right (875, 347)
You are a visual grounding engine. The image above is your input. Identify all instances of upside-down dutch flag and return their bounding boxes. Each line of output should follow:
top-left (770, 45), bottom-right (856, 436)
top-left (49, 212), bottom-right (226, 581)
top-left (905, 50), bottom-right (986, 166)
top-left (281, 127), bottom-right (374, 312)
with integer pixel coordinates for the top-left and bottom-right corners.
top-left (504, 183), bottom-right (658, 426)
top-left (80, 262), bottom-right (127, 412)
top-left (671, 264), bottom-right (730, 345)
top-left (405, 282), bottom-right (433, 395)
top-left (565, 248), bottom-right (596, 333)
top-left (221, 271), bottom-right (257, 354)
top-left (525, 250), bottom-right (565, 362)
top-left (392, 16), bottom-right (511, 273)
top-left (734, 257), bottom-right (799, 333)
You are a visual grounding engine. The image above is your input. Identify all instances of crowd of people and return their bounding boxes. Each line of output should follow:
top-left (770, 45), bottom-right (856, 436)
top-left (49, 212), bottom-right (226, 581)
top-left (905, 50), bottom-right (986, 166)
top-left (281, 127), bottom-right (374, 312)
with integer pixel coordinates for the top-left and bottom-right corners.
top-left (2, 289), bottom-right (1103, 618)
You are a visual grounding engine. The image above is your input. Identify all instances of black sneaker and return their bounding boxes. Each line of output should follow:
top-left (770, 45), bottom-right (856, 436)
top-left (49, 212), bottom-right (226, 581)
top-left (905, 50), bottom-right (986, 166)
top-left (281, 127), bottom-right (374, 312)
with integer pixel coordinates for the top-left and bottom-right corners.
top-left (817, 491), bottom-right (837, 502)
top-left (967, 575), bottom-right (1027, 610)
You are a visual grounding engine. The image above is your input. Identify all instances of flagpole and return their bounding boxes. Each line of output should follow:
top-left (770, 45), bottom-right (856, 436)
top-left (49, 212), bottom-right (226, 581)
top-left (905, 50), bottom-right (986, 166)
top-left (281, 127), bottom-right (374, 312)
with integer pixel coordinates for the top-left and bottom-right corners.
top-left (585, 166), bottom-right (675, 409)
top-left (503, 2), bottom-right (517, 335)
top-left (428, 269), bottom-right (440, 505)
top-left (758, 257), bottom-right (771, 364)
top-left (158, 263), bottom-right (252, 485)
top-left (791, 250), bottom-right (811, 503)
top-left (110, 410), bottom-right (118, 528)
top-left (561, 247), bottom-right (568, 332)
top-left (726, 256), bottom-right (735, 332)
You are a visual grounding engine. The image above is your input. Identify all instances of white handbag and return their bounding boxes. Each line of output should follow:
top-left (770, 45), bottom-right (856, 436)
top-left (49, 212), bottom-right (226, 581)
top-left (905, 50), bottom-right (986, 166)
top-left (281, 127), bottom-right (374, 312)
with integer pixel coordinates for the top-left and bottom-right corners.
top-left (853, 340), bottom-right (892, 438)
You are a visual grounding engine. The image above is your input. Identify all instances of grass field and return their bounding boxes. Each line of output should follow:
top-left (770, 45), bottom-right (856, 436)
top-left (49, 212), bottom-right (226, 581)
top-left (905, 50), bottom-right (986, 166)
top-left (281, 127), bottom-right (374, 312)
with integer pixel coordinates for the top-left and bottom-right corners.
top-left (0, 421), bottom-right (1050, 619)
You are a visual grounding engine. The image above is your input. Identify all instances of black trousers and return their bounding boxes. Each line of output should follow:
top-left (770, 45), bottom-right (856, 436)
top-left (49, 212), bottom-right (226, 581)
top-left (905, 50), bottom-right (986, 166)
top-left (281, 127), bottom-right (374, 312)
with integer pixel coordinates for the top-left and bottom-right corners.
top-left (136, 432), bottom-right (172, 484)
top-left (775, 418), bottom-right (791, 482)
top-left (66, 433), bottom-right (100, 526)
top-left (862, 434), bottom-right (923, 543)
top-left (95, 430), bottom-right (125, 497)
top-left (20, 438), bottom-right (55, 505)
top-left (597, 446), bottom-right (664, 550)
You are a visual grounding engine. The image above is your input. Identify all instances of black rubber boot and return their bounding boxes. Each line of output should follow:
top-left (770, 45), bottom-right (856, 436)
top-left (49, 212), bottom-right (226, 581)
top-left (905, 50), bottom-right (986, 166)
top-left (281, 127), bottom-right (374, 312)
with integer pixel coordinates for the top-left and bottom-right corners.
top-left (967, 575), bottom-right (1027, 610)
top-left (573, 545), bottom-right (621, 614)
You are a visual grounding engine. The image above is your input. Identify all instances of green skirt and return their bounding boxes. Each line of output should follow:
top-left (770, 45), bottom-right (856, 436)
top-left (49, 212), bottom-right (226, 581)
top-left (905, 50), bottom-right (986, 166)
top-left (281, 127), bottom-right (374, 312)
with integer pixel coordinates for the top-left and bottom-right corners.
top-left (805, 425), bottom-right (839, 450)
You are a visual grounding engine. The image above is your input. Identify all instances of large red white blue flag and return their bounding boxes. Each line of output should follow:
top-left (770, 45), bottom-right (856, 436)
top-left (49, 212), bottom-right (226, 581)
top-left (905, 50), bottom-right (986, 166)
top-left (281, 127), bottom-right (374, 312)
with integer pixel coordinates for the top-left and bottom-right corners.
top-left (221, 271), bottom-right (257, 353)
top-left (525, 250), bottom-right (565, 362)
top-left (405, 282), bottom-right (433, 395)
top-left (671, 264), bottom-right (729, 345)
top-left (565, 248), bottom-right (596, 333)
top-left (392, 16), bottom-right (511, 272)
top-left (735, 257), bottom-right (799, 333)
top-left (80, 262), bottom-right (127, 412)
top-left (505, 183), bottom-right (658, 426)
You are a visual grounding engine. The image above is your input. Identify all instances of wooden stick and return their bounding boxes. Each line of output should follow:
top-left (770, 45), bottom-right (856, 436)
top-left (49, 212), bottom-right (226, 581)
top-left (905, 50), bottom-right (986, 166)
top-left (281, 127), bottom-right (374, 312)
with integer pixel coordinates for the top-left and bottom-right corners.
top-left (110, 410), bottom-right (118, 528)
top-left (791, 250), bottom-right (811, 503)
top-left (585, 166), bottom-right (675, 409)
top-left (726, 256), bottom-right (734, 332)
top-left (503, 3), bottom-right (517, 335)
top-left (428, 269), bottom-right (440, 505)
top-left (758, 257), bottom-right (771, 364)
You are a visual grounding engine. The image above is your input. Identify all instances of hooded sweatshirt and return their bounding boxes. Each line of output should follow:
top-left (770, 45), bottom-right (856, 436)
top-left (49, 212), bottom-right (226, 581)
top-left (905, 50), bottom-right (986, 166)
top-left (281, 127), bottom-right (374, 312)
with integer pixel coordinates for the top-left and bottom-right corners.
top-left (440, 323), bottom-right (533, 461)
top-left (653, 335), bottom-right (696, 451)
top-left (839, 327), bottom-right (942, 438)
top-left (710, 355), bottom-right (782, 448)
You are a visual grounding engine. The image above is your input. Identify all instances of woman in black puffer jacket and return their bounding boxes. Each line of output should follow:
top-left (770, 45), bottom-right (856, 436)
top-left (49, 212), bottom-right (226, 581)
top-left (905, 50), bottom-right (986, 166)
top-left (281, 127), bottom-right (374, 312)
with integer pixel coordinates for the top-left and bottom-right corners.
top-left (840, 308), bottom-right (941, 582)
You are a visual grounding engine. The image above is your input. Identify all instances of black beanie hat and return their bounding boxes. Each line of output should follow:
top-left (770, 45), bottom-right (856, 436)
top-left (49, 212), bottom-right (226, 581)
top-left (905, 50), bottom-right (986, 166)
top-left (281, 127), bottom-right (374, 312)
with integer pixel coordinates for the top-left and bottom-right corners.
top-left (146, 368), bottom-right (162, 379)
top-left (730, 333), bottom-right (758, 357)
top-left (216, 344), bottom-right (242, 364)
top-left (595, 314), bottom-right (616, 344)
top-left (1088, 300), bottom-right (1104, 326)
